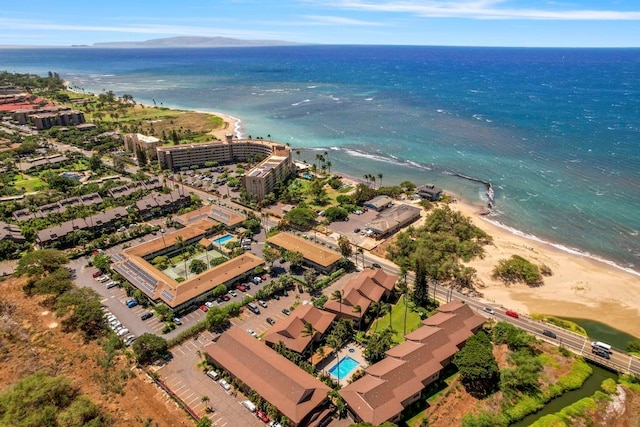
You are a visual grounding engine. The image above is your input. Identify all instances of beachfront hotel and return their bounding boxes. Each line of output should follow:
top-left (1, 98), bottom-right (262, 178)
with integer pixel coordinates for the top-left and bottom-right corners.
top-left (156, 135), bottom-right (294, 200)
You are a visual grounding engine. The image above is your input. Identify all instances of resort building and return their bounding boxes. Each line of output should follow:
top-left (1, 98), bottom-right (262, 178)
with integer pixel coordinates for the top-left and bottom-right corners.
top-left (36, 206), bottom-right (128, 247)
top-left (242, 144), bottom-right (292, 200)
top-left (124, 133), bottom-right (160, 163)
top-left (173, 203), bottom-right (247, 230)
top-left (363, 195), bottom-right (393, 212)
top-left (21, 154), bottom-right (70, 172)
top-left (12, 105), bottom-right (85, 129)
top-left (322, 269), bottom-right (397, 324)
top-left (13, 192), bottom-right (104, 222)
top-left (263, 305), bottom-right (335, 354)
top-left (113, 220), bottom-right (263, 311)
top-left (134, 190), bottom-right (192, 219)
top-left (156, 135), bottom-right (294, 200)
top-left (204, 328), bottom-right (332, 427)
top-left (366, 204), bottom-right (422, 239)
top-left (416, 184), bottom-right (443, 201)
top-left (107, 178), bottom-right (163, 199)
top-left (339, 301), bottom-right (485, 425)
top-left (266, 233), bottom-right (343, 274)
top-left (0, 221), bottom-right (26, 243)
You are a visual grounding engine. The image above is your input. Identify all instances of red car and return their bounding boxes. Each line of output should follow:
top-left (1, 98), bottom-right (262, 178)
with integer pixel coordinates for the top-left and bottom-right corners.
top-left (92, 271), bottom-right (103, 278)
top-left (236, 284), bottom-right (247, 292)
top-left (505, 310), bottom-right (519, 318)
top-left (200, 305), bottom-right (209, 312)
top-left (256, 410), bottom-right (269, 423)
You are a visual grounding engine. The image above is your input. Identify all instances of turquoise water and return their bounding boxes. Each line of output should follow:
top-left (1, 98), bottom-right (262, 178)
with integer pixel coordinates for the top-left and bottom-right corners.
top-left (328, 356), bottom-right (360, 380)
top-left (213, 234), bottom-right (234, 246)
top-left (3, 46), bottom-right (639, 273)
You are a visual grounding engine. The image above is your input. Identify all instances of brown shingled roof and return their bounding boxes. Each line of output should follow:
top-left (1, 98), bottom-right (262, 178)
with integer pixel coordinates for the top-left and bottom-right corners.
top-left (267, 233), bottom-right (342, 269)
top-left (204, 328), bottom-right (330, 426)
top-left (339, 301), bottom-right (486, 425)
top-left (263, 305), bottom-right (335, 353)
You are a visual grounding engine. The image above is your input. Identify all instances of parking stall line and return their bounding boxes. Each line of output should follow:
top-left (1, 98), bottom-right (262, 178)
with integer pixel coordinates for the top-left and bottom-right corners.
top-left (181, 391), bottom-right (195, 401)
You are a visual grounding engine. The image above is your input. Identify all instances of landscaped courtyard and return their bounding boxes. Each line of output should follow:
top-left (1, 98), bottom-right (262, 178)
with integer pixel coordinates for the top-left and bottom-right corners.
top-left (369, 296), bottom-right (424, 343)
top-left (161, 248), bottom-right (225, 280)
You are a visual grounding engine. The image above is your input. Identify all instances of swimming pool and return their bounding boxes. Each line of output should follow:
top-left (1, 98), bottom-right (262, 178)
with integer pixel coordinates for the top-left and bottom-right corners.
top-left (213, 234), bottom-right (234, 246)
top-left (328, 356), bottom-right (359, 381)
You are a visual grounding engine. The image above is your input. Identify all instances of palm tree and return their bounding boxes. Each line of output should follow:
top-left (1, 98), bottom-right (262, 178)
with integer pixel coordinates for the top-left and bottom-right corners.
top-left (331, 290), bottom-right (343, 381)
top-left (175, 236), bottom-right (188, 278)
top-left (377, 173), bottom-right (383, 188)
top-left (302, 321), bottom-right (317, 355)
top-left (371, 301), bottom-right (380, 332)
top-left (326, 161), bottom-right (332, 176)
top-left (352, 305), bottom-right (362, 331)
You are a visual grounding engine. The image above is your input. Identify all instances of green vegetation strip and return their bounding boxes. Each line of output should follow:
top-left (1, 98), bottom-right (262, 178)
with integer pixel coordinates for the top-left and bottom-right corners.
top-left (369, 297), bottom-right (422, 343)
top-left (530, 314), bottom-right (588, 336)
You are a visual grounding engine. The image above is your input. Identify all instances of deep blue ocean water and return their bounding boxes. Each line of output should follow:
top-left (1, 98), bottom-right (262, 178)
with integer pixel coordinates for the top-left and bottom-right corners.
top-left (2, 46), bottom-right (639, 273)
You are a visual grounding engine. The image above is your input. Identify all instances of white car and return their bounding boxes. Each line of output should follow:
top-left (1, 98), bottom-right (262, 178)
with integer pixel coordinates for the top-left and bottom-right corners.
top-left (219, 379), bottom-right (231, 391)
top-left (247, 329), bottom-right (257, 338)
top-left (205, 301), bottom-right (215, 308)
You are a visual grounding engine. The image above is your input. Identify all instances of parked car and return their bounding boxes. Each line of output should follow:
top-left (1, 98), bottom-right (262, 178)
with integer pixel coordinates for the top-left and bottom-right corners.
top-left (542, 329), bottom-right (557, 339)
top-left (221, 294), bottom-right (231, 301)
top-left (372, 263), bottom-right (382, 269)
top-left (126, 299), bottom-right (138, 308)
top-left (505, 310), bottom-right (519, 318)
top-left (257, 409), bottom-right (270, 423)
top-left (219, 379), bottom-right (231, 391)
top-left (297, 284), bottom-right (304, 293)
top-left (353, 228), bottom-right (361, 233)
top-left (117, 328), bottom-right (129, 337)
top-left (266, 318), bottom-right (276, 325)
top-left (140, 312), bottom-right (154, 321)
top-left (247, 329), bottom-right (257, 337)
top-left (282, 289), bottom-right (289, 297)
top-left (237, 284), bottom-right (247, 292)
top-left (272, 294), bottom-right (280, 300)
top-left (269, 422), bottom-right (283, 427)
top-left (228, 290), bottom-right (238, 297)
top-left (258, 300), bottom-right (268, 308)
top-left (199, 305), bottom-right (209, 312)
top-left (173, 317), bottom-right (182, 325)
top-left (483, 307), bottom-right (495, 315)
top-left (206, 370), bottom-right (219, 380)
top-left (282, 308), bottom-right (291, 316)
top-left (205, 301), bottom-right (215, 308)
top-left (92, 271), bottom-right (103, 278)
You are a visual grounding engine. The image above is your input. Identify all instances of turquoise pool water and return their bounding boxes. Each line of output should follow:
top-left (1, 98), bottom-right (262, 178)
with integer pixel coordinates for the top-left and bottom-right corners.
top-left (213, 234), bottom-right (234, 246)
top-left (328, 356), bottom-right (359, 381)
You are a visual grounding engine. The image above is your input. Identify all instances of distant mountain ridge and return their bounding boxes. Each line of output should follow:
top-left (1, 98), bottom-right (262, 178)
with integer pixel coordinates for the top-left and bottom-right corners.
top-left (92, 36), bottom-right (301, 48)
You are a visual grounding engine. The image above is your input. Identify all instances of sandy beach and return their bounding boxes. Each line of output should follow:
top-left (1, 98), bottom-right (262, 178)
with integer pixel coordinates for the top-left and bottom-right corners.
top-left (453, 201), bottom-right (640, 338)
top-left (333, 171), bottom-right (640, 338)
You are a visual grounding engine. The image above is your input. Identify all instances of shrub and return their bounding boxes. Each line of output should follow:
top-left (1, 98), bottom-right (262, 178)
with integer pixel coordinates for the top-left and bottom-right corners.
top-left (492, 255), bottom-right (543, 286)
top-left (600, 378), bottom-right (618, 395)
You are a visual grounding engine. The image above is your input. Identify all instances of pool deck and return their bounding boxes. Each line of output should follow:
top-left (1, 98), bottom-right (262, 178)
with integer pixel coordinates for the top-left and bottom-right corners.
top-left (317, 343), bottom-right (366, 386)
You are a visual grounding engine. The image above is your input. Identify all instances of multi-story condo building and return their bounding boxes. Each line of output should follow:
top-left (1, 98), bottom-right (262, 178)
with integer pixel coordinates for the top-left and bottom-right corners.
top-left (157, 135), bottom-right (293, 200)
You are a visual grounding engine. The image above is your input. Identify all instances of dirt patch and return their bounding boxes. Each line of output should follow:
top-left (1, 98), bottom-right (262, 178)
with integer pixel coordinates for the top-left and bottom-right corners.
top-left (0, 277), bottom-right (191, 426)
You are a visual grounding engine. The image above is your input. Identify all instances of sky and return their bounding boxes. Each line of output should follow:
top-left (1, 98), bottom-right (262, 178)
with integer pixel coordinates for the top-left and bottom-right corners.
top-left (1, 0), bottom-right (639, 48)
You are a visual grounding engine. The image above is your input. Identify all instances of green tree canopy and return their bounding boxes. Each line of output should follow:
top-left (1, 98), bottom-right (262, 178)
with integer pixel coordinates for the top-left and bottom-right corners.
top-left (283, 206), bottom-right (317, 230)
top-left (0, 372), bottom-right (110, 427)
top-left (337, 235), bottom-right (353, 258)
top-left (189, 259), bottom-right (208, 275)
top-left (453, 331), bottom-right (499, 398)
top-left (364, 328), bottom-right (394, 363)
top-left (16, 249), bottom-right (69, 277)
top-left (54, 287), bottom-right (105, 340)
top-left (492, 255), bottom-right (543, 286)
top-left (132, 333), bottom-right (169, 365)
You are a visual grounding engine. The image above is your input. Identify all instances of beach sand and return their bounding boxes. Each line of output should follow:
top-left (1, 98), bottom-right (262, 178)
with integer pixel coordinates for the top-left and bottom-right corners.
top-left (453, 201), bottom-right (640, 338)
top-left (335, 172), bottom-right (640, 338)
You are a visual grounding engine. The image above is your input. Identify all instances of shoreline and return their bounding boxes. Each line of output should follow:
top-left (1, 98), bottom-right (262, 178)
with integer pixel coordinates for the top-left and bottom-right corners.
top-left (334, 170), bottom-right (640, 338)
top-left (59, 87), bottom-right (640, 337)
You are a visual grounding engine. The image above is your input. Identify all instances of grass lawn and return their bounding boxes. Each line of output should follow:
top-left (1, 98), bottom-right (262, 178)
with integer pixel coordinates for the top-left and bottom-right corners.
top-left (13, 175), bottom-right (48, 192)
top-left (369, 297), bottom-right (422, 343)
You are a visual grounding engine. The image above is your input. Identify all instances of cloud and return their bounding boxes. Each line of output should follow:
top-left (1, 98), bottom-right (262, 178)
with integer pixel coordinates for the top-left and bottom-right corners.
top-left (322, 0), bottom-right (640, 20)
top-left (300, 14), bottom-right (387, 26)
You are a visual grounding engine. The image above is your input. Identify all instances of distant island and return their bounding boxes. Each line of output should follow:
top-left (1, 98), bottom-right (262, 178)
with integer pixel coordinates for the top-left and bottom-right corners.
top-left (89, 36), bottom-right (302, 48)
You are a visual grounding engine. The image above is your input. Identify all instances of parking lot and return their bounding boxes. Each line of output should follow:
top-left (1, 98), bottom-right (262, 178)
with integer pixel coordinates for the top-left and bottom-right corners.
top-left (326, 210), bottom-right (380, 250)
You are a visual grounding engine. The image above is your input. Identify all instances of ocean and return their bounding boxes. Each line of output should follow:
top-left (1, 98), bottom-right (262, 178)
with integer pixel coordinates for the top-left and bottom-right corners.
top-left (2, 46), bottom-right (639, 273)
